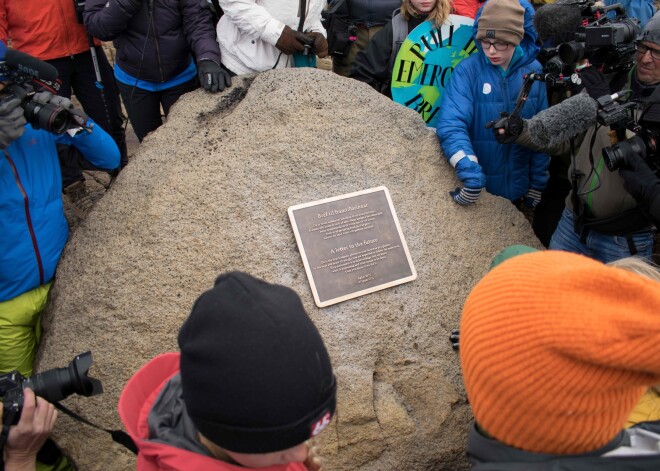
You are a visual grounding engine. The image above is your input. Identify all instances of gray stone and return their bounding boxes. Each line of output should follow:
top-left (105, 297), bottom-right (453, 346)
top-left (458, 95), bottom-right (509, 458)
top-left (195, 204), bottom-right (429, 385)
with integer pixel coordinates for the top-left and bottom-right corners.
top-left (37, 68), bottom-right (542, 470)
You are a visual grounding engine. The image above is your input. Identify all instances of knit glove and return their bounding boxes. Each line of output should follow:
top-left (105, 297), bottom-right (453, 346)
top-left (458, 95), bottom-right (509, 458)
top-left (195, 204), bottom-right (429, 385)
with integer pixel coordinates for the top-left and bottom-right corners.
top-left (197, 59), bottom-right (231, 93)
top-left (306, 32), bottom-right (328, 58)
top-left (275, 25), bottom-right (309, 55)
top-left (450, 157), bottom-right (486, 206)
top-left (523, 188), bottom-right (542, 208)
top-left (619, 153), bottom-right (660, 210)
top-left (0, 96), bottom-right (26, 149)
top-left (32, 91), bottom-right (89, 128)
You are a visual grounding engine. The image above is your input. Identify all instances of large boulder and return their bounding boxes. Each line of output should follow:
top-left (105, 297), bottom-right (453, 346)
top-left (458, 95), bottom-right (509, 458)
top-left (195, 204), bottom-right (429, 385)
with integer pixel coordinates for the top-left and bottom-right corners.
top-left (37, 68), bottom-right (542, 470)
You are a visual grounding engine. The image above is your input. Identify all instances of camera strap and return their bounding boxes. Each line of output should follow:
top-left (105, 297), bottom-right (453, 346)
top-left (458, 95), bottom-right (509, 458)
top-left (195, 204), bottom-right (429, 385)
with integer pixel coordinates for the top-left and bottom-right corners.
top-left (53, 402), bottom-right (138, 454)
top-left (297, 0), bottom-right (308, 32)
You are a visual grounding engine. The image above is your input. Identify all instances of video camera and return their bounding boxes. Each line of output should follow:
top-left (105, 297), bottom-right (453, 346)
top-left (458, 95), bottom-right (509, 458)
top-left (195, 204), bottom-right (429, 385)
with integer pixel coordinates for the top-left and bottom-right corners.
top-left (0, 352), bottom-right (103, 426)
top-left (536, 1), bottom-right (639, 82)
top-left (0, 49), bottom-right (88, 134)
top-left (597, 88), bottom-right (660, 173)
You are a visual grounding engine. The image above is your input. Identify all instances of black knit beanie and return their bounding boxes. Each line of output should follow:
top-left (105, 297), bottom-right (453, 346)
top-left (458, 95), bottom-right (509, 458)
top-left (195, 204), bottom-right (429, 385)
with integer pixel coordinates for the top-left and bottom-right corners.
top-left (178, 272), bottom-right (336, 454)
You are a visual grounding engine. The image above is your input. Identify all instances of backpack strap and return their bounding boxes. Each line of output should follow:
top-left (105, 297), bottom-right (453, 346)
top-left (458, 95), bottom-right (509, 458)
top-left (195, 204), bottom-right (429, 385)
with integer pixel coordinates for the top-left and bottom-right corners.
top-left (388, 10), bottom-right (407, 77)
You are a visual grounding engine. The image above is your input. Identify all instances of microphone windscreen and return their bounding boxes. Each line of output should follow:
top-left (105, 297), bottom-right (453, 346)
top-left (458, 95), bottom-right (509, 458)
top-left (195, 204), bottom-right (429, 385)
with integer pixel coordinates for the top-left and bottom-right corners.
top-left (5, 49), bottom-right (59, 82)
top-left (534, 3), bottom-right (583, 42)
top-left (526, 93), bottom-right (598, 149)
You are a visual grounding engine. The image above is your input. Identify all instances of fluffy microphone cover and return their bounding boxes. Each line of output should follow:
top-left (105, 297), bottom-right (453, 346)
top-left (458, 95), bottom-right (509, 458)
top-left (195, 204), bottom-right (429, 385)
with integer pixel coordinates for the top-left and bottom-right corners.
top-left (526, 93), bottom-right (598, 148)
top-left (534, 2), bottom-right (583, 42)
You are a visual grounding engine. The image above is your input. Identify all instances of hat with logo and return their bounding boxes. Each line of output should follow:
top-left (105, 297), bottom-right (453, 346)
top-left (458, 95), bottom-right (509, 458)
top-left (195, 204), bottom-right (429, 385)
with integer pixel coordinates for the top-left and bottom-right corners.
top-left (477, 0), bottom-right (525, 46)
top-left (460, 251), bottom-right (660, 454)
top-left (178, 272), bottom-right (336, 453)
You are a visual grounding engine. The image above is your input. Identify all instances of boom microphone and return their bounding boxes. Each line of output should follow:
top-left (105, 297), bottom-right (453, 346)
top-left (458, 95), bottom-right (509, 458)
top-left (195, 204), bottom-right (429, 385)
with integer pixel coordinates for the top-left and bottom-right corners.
top-left (5, 49), bottom-right (58, 82)
top-left (526, 93), bottom-right (599, 148)
top-left (534, 2), bottom-right (583, 42)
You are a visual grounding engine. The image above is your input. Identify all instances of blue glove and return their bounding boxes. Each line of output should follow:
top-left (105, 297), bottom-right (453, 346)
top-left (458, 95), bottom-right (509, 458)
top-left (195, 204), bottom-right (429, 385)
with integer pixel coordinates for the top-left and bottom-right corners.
top-left (523, 188), bottom-right (542, 208)
top-left (454, 157), bottom-right (486, 189)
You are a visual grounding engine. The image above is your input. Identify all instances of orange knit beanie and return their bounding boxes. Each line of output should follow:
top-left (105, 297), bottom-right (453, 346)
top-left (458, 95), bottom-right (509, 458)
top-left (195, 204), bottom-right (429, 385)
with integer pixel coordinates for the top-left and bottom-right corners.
top-left (460, 251), bottom-right (660, 455)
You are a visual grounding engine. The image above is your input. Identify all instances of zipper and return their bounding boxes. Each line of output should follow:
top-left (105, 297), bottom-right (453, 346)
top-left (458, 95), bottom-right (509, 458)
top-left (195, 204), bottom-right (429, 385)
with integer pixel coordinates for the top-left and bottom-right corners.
top-left (149, 6), bottom-right (166, 82)
top-left (4, 151), bottom-right (45, 285)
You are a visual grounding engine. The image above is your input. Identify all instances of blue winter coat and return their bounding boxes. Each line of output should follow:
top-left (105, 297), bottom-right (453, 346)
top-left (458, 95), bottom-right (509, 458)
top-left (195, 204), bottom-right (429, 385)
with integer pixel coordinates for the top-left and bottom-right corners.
top-left (436, 0), bottom-right (549, 202)
top-left (0, 122), bottom-right (120, 302)
top-left (83, 0), bottom-right (221, 83)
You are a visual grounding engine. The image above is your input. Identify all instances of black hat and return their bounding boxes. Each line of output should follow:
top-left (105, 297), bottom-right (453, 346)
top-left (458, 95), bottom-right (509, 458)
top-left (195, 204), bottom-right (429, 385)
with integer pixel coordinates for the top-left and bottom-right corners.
top-left (178, 272), bottom-right (336, 454)
top-left (639, 11), bottom-right (660, 45)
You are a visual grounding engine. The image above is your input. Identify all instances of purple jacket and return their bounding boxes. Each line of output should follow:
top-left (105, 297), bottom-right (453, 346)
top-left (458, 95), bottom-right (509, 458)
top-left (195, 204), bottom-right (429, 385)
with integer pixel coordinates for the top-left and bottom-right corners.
top-left (83, 0), bottom-right (221, 82)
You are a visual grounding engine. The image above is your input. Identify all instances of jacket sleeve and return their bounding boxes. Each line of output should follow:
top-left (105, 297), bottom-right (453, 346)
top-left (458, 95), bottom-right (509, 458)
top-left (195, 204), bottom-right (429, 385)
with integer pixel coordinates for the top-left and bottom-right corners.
top-left (527, 82), bottom-right (550, 191)
top-left (181, 0), bottom-right (222, 63)
top-left (83, 0), bottom-right (142, 41)
top-left (55, 120), bottom-right (120, 171)
top-left (304, 0), bottom-right (326, 35)
top-left (436, 61), bottom-right (478, 167)
top-left (350, 22), bottom-right (394, 92)
top-left (0, 0), bottom-right (8, 43)
top-left (218, 0), bottom-right (286, 46)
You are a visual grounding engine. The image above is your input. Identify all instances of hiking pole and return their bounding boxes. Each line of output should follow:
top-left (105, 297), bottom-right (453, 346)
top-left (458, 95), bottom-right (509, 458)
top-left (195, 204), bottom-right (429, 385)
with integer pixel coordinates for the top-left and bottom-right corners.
top-left (87, 34), bottom-right (123, 189)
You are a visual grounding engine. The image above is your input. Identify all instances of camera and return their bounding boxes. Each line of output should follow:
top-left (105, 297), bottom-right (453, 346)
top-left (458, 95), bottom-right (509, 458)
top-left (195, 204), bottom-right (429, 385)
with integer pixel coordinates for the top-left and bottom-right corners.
top-left (0, 52), bottom-right (80, 135)
top-left (0, 352), bottom-right (103, 426)
top-left (600, 89), bottom-right (660, 172)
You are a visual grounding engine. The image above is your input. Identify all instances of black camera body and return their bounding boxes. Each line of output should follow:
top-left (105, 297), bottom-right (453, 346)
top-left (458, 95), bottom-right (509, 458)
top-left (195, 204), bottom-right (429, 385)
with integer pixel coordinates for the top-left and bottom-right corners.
top-left (599, 90), bottom-right (660, 172)
top-left (0, 352), bottom-right (103, 426)
top-left (0, 55), bottom-right (81, 135)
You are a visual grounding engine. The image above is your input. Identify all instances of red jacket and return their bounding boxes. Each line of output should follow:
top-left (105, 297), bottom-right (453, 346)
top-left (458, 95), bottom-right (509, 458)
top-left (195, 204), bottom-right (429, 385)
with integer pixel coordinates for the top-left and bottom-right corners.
top-left (119, 353), bottom-right (309, 471)
top-left (0, 0), bottom-right (100, 60)
top-left (453, 0), bottom-right (484, 18)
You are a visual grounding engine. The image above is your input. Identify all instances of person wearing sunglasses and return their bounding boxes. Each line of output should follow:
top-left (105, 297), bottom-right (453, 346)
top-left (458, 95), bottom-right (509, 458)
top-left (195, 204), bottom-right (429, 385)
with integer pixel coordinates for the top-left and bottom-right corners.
top-left (436, 0), bottom-right (549, 211)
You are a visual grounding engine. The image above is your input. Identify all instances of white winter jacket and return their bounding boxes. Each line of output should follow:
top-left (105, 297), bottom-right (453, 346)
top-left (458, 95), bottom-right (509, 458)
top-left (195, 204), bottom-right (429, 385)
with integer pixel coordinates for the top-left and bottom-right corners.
top-left (217, 0), bottom-right (326, 75)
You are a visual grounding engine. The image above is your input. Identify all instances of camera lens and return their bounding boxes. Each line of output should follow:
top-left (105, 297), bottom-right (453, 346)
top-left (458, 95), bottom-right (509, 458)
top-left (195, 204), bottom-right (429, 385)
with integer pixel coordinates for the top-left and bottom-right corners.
top-left (22, 100), bottom-right (71, 134)
top-left (559, 41), bottom-right (587, 64)
top-left (602, 136), bottom-right (646, 171)
top-left (22, 351), bottom-right (103, 404)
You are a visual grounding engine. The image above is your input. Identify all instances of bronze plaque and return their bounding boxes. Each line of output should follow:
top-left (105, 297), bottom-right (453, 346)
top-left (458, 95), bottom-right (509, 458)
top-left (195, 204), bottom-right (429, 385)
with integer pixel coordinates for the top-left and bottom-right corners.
top-left (288, 187), bottom-right (417, 307)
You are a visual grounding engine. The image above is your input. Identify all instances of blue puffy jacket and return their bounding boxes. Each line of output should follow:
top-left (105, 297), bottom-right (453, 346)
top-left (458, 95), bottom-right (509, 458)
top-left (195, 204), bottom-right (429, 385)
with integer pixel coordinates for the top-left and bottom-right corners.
top-left (436, 0), bottom-right (549, 202)
top-left (0, 122), bottom-right (119, 302)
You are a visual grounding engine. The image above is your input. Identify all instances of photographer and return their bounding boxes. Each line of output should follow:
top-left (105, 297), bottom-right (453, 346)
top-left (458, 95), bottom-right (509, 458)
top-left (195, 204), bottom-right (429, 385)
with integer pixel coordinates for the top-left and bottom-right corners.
top-left (0, 43), bottom-right (120, 378)
top-left (490, 13), bottom-right (660, 263)
top-left (1, 389), bottom-right (57, 471)
top-left (0, 0), bottom-right (128, 219)
top-left (214, 0), bottom-right (328, 75)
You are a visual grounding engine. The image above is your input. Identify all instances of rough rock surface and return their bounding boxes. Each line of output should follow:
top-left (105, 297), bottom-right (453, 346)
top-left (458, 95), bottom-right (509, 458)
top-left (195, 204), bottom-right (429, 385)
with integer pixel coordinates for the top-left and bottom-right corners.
top-left (37, 68), bottom-right (542, 470)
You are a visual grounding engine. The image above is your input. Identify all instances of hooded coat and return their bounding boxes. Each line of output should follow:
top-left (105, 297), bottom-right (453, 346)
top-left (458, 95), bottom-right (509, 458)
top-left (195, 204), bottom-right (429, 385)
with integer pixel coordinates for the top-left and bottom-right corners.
top-left (436, 0), bottom-right (549, 202)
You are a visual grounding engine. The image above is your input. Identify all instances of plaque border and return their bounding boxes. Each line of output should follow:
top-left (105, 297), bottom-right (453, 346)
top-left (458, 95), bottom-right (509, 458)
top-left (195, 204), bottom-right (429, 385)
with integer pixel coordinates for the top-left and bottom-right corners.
top-left (288, 186), bottom-right (417, 308)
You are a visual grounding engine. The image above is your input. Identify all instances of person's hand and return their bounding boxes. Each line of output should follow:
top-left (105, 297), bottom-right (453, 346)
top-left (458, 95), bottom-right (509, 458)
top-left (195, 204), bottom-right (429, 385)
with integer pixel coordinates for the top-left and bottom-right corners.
top-left (450, 157), bottom-right (486, 206)
top-left (32, 91), bottom-right (89, 128)
top-left (577, 66), bottom-right (610, 99)
top-left (619, 153), bottom-right (660, 206)
top-left (305, 32), bottom-right (328, 58)
top-left (450, 329), bottom-right (460, 350)
top-left (2, 389), bottom-right (58, 471)
top-left (486, 112), bottom-right (524, 144)
top-left (523, 188), bottom-right (542, 208)
top-left (197, 60), bottom-right (231, 93)
top-left (0, 95), bottom-right (26, 149)
top-left (276, 26), bottom-right (310, 55)
top-left (449, 187), bottom-right (481, 206)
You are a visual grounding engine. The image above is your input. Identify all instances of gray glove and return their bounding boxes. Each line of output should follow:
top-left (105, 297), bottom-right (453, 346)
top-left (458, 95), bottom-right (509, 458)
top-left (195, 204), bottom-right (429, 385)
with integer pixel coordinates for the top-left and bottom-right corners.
top-left (32, 91), bottom-right (89, 128)
top-left (0, 96), bottom-right (26, 149)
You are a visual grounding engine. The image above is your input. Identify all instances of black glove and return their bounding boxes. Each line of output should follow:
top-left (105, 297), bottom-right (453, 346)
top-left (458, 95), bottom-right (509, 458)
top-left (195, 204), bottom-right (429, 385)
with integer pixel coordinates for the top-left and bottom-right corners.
top-left (485, 112), bottom-right (524, 144)
top-left (197, 59), bottom-right (231, 93)
top-left (619, 153), bottom-right (660, 210)
top-left (577, 66), bottom-right (611, 99)
top-left (449, 329), bottom-right (460, 351)
top-left (275, 25), bottom-right (309, 55)
top-left (306, 32), bottom-right (328, 58)
top-left (0, 96), bottom-right (26, 149)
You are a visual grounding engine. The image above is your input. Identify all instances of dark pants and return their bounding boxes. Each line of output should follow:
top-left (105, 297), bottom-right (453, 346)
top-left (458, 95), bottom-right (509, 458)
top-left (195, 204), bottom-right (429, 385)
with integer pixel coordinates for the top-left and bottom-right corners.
top-left (47, 47), bottom-right (127, 187)
top-left (117, 78), bottom-right (199, 142)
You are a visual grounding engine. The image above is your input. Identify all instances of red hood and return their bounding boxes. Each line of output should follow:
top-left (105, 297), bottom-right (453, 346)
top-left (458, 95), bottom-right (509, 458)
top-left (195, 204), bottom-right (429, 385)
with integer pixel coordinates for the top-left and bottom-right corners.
top-left (118, 353), bottom-right (308, 471)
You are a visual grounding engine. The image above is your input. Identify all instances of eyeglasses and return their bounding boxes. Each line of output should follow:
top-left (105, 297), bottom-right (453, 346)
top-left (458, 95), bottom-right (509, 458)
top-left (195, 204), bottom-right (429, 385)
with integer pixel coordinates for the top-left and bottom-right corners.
top-left (479, 40), bottom-right (511, 51)
top-left (635, 42), bottom-right (660, 60)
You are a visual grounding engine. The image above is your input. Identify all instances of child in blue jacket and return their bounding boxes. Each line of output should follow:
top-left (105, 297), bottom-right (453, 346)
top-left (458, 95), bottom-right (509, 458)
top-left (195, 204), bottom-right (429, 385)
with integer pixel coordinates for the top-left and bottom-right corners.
top-left (436, 0), bottom-right (549, 206)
